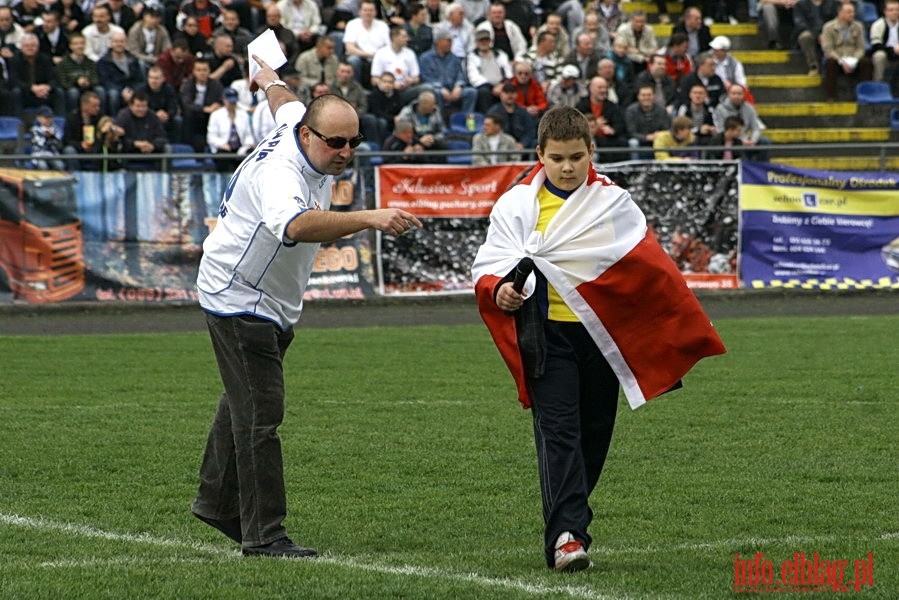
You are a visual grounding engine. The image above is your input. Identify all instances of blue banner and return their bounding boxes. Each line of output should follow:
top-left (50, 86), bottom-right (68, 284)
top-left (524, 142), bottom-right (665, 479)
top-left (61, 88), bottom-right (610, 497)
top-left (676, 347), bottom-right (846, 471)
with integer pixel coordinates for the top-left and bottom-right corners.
top-left (739, 162), bottom-right (899, 289)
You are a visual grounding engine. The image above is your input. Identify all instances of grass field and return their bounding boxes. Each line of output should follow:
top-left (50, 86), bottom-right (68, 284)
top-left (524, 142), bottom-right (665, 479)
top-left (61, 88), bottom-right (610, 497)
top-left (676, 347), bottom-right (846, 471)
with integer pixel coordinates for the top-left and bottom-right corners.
top-left (0, 314), bottom-right (896, 599)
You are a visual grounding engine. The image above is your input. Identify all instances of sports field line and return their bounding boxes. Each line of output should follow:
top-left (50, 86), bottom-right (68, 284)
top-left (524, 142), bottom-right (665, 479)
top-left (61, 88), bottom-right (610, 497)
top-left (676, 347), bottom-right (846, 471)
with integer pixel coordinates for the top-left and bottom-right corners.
top-left (0, 513), bottom-right (625, 600)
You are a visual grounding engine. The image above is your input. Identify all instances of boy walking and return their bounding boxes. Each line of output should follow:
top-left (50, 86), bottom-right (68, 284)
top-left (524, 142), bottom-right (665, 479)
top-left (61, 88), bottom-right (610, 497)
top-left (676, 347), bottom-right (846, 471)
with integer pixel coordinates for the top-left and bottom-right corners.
top-left (471, 106), bottom-right (725, 572)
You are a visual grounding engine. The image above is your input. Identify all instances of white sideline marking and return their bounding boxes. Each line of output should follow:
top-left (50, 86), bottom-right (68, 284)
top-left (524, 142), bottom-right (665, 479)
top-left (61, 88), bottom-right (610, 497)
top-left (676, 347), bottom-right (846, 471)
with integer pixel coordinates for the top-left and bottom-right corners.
top-left (0, 513), bottom-right (622, 600)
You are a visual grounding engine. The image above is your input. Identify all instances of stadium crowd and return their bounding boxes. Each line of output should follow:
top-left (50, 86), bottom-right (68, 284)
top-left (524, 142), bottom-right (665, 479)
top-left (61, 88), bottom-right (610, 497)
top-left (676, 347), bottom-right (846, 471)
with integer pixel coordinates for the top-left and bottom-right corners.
top-left (0, 0), bottom-right (894, 167)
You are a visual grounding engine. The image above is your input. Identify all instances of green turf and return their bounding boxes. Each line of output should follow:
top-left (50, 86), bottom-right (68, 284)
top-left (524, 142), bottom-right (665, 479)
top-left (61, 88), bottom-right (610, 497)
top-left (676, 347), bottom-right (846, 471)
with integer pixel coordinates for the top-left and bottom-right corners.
top-left (0, 315), bottom-right (896, 599)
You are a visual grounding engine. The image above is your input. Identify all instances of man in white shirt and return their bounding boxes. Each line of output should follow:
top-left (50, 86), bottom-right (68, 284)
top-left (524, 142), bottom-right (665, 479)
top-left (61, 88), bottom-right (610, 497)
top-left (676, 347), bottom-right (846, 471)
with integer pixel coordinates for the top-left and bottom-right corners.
top-left (82, 3), bottom-right (125, 62)
top-left (370, 25), bottom-right (422, 103)
top-left (193, 55), bottom-right (421, 559)
top-left (342, 0), bottom-right (390, 86)
top-left (871, 0), bottom-right (899, 84)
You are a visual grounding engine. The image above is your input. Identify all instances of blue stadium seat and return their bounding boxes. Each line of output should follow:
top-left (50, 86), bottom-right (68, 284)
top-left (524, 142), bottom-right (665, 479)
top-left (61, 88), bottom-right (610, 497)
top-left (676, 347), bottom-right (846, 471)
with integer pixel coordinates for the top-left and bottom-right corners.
top-left (856, 81), bottom-right (895, 103)
top-left (448, 112), bottom-right (484, 136)
top-left (445, 139), bottom-right (472, 164)
top-left (890, 108), bottom-right (899, 130)
top-left (0, 116), bottom-right (23, 150)
top-left (366, 141), bottom-right (383, 166)
top-left (170, 143), bottom-right (209, 170)
top-left (861, 2), bottom-right (878, 25)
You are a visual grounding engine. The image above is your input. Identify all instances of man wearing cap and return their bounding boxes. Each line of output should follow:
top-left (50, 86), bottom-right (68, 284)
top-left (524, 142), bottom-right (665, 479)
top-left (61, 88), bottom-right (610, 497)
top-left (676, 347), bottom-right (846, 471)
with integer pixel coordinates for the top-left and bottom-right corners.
top-left (709, 35), bottom-right (749, 95)
top-left (467, 26), bottom-right (513, 113)
top-left (294, 34), bottom-right (338, 90)
top-left (546, 64), bottom-right (588, 109)
top-left (207, 86), bottom-right (254, 171)
top-left (126, 5), bottom-right (171, 72)
top-left (420, 26), bottom-right (477, 116)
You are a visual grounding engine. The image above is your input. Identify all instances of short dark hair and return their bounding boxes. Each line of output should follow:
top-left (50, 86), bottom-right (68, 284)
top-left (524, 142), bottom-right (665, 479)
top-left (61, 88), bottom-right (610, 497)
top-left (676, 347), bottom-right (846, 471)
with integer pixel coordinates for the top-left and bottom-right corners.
top-left (537, 106), bottom-right (591, 150)
top-left (723, 115), bottom-right (744, 130)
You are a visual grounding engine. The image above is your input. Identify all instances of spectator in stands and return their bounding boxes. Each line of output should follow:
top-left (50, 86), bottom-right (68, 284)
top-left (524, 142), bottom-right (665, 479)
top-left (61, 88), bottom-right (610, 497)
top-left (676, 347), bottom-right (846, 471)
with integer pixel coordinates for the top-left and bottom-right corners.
top-left (29, 105), bottom-right (66, 170)
top-left (508, 61), bottom-right (549, 119)
top-left (276, 0), bottom-right (322, 55)
top-left (706, 0), bottom-right (740, 24)
top-left (616, 10), bottom-right (657, 72)
top-left (597, 56), bottom-right (632, 106)
top-left (662, 33), bottom-right (694, 90)
top-left (331, 60), bottom-right (372, 123)
top-left (487, 81), bottom-right (536, 149)
top-left (564, 33), bottom-right (604, 85)
top-left (371, 25), bottom-right (422, 102)
top-left (105, 0), bottom-right (138, 35)
top-left (677, 51), bottom-right (725, 107)
top-left (547, 63), bottom-right (588, 108)
top-left (576, 75), bottom-right (625, 148)
top-left (128, 6), bottom-right (172, 72)
top-left (377, 0), bottom-right (408, 26)
top-left (9, 33), bottom-right (66, 115)
top-left (419, 26), bottom-right (478, 116)
top-left (870, 0), bottom-right (899, 87)
top-left (458, 0), bottom-right (488, 24)
top-left (62, 89), bottom-right (104, 158)
top-left (294, 34), bottom-right (338, 90)
top-left (98, 30), bottom-right (144, 115)
top-left (207, 86), bottom-right (254, 171)
top-left (533, 13), bottom-right (569, 57)
top-left (522, 30), bottom-right (563, 92)
top-left (476, 2), bottom-right (527, 61)
top-left (12, 0), bottom-right (45, 33)
top-left (396, 89), bottom-right (449, 161)
top-left (467, 27), bottom-right (513, 112)
top-left (405, 2), bottom-right (433, 55)
top-left (175, 16), bottom-right (209, 56)
top-left (606, 40), bottom-right (634, 96)
top-left (212, 8), bottom-right (252, 58)
top-left (343, 0), bottom-right (390, 87)
top-left (709, 36), bottom-right (750, 97)
top-left (58, 31), bottom-right (106, 112)
top-left (554, 0), bottom-right (585, 34)
top-left (0, 6), bottom-right (25, 55)
top-left (180, 58), bottom-right (224, 150)
top-left (134, 65), bottom-right (182, 143)
top-left (115, 90), bottom-right (168, 167)
top-left (91, 115), bottom-right (125, 171)
top-left (653, 115), bottom-right (698, 160)
top-left (82, 3), bottom-right (125, 62)
top-left (382, 117), bottom-right (428, 163)
top-left (707, 115), bottom-right (745, 159)
top-left (571, 12), bottom-right (611, 57)
top-left (712, 84), bottom-right (770, 160)
top-left (472, 112), bottom-right (519, 164)
top-left (259, 5), bottom-right (298, 64)
top-left (442, 2), bottom-right (475, 59)
top-left (675, 83), bottom-right (718, 146)
top-left (368, 71), bottom-right (405, 143)
top-left (497, 0), bottom-right (539, 46)
top-left (426, 0), bottom-right (449, 24)
top-left (624, 84), bottom-right (670, 158)
top-left (156, 36), bottom-right (195, 91)
top-left (37, 10), bottom-right (69, 64)
top-left (793, 0), bottom-right (838, 75)
top-left (820, 2), bottom-right (873, 101)
top-left (673, 6), bottom-right (712, 59)
top-left (594, 0), bottom-right (625, 43)
top-left (57, 0), bottom-right (87, 35)
top-left (178, 0), bottom-right (221, 39)
top-left (757, 0), bottom-right (795, 50)
top-left (205, 34), bottom-right (244, 87)
top-left (634, 54), bottom-right (677, 112)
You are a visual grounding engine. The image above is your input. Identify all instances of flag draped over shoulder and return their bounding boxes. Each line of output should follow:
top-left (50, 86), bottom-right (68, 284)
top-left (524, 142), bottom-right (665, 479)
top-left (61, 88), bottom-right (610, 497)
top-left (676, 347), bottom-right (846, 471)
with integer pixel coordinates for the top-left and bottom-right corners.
top-left (471, 163), bottom-right (726, 410)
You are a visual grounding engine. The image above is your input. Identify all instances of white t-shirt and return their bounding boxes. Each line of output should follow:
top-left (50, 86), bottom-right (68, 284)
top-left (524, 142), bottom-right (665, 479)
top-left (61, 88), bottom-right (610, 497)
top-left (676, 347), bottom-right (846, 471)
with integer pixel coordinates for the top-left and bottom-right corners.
top-left (197, 100), bottom-right (333, 329)
top-left (342, 18), bottom-right (390, 56)
top-left (370, 45), bottom-right (419, 84)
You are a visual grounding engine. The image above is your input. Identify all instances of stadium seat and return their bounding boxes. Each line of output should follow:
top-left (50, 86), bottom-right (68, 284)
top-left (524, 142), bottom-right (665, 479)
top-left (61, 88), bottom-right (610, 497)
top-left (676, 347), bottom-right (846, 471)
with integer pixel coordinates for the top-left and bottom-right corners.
top-left (861, 2), bottom-right (878, 26)
top-left (445, 139), bottom-right (472, 164)
top-left (891, 108), bottom-right (899, 130)
top-left (0, 116), bottom-right (23, 152)
top-left (169, 143), bottom-right (209, 170)
top-left (448, 112), bottom-right (484, 136)
top-left (365, 141), bottom-right (383, 166)
top-left (855, 81), bottom-right (895, 104)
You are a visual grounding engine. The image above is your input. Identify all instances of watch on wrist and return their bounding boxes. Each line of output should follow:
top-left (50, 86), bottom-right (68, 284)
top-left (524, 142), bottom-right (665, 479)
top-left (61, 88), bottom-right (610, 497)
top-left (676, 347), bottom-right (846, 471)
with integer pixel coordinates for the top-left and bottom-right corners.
top-left (263, 79), bottom-right (289, 93)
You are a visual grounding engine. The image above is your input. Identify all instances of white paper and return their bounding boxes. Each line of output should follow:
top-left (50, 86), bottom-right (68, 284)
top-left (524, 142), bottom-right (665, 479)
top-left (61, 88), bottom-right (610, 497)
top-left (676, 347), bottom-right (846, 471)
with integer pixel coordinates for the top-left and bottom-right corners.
top-left (247, 29), bottom-right (288, 81)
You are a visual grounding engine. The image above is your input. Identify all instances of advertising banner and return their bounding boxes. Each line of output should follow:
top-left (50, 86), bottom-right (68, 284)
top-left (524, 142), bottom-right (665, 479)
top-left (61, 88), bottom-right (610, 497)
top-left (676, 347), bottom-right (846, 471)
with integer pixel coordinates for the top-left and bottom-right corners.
top-left (376, 162), bottom-right (740, 295)
top-left (739, 162), bottom-right (899, 289)
top-left (0, 168), bottom-right (375, 305)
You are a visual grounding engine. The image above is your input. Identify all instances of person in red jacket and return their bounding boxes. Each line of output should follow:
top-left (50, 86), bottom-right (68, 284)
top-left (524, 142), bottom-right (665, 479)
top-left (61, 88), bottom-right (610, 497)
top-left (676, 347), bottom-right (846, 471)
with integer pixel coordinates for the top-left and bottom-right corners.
top-left (663, 32), bottom-right (693, 88)
top-left (507, 61), bottom-right (548, 120)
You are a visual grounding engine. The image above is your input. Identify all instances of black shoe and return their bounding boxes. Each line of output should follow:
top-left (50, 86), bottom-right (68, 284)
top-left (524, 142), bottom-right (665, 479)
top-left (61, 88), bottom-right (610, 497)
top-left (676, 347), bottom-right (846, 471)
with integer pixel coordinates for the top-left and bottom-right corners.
top-left (193, 511), bottom-right (242, 544)
top-left (242, 537), bottom-right (318, 558)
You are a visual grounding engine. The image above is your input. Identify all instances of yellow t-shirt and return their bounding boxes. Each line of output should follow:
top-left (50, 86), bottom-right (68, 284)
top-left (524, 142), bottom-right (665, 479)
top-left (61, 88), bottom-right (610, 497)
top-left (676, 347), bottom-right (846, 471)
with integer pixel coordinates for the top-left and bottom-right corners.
top-left (536, 184), bottom-right (579, 322)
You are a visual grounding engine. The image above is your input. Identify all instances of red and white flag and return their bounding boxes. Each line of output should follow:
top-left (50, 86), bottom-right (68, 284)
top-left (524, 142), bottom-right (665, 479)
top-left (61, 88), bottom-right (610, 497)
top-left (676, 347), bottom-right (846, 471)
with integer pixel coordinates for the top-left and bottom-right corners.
top-left (471, 164), bottom-right (726, 409)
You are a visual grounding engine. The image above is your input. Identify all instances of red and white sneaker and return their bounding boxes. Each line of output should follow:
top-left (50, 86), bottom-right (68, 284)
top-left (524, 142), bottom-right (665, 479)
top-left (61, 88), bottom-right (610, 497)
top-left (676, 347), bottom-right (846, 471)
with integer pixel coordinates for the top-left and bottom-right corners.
top-left (553, 532), bottom-right (591, 572)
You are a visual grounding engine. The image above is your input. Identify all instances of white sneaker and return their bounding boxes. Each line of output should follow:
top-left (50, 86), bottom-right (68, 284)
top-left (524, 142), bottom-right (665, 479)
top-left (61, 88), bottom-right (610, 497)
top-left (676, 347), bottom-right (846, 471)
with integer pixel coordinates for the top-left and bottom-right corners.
top-left (728, 15), bottom-right (739, 25)
top-left (554, 532), bottom-right (591, 572)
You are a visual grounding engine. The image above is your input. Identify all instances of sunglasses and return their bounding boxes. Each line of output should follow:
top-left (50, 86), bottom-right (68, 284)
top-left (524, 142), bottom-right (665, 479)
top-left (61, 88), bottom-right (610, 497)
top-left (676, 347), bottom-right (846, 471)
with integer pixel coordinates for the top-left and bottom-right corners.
top-left (306, 125), bottom-right (365, 149)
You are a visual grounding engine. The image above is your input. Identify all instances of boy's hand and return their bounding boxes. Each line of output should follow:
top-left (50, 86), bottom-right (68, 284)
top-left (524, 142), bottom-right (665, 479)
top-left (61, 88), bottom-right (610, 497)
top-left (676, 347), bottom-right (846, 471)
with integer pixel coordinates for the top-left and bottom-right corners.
top-left (496, 281), bottom-right (524, 313)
